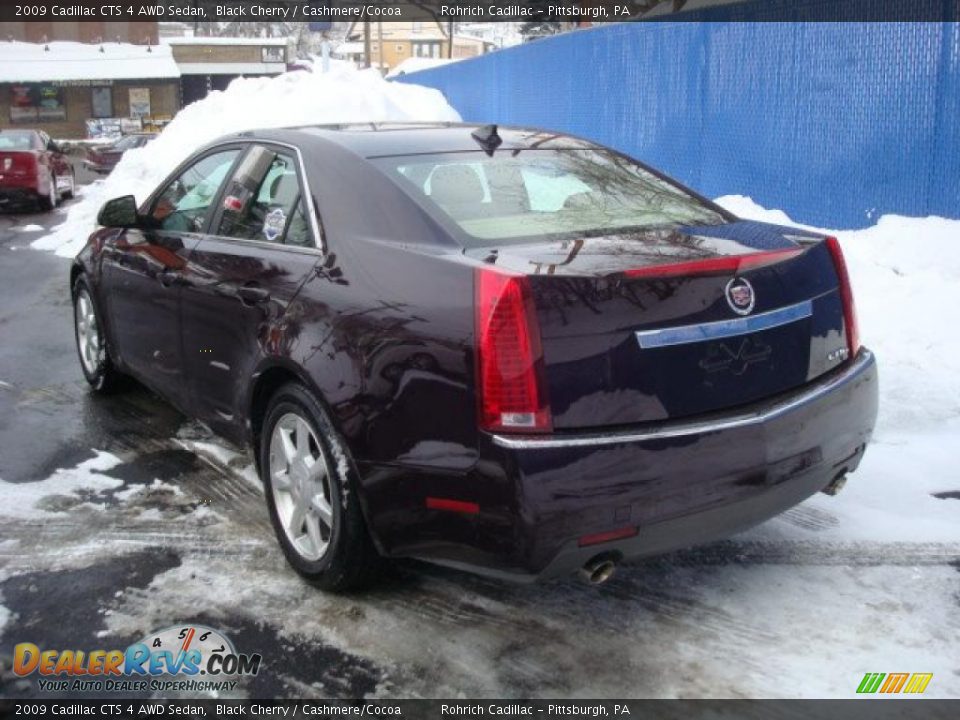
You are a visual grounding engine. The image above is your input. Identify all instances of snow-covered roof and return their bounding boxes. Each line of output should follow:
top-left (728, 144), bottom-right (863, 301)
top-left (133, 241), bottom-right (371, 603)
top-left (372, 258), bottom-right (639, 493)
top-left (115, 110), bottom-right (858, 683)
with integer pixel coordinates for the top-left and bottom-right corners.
top-left (0, 41), bottom-right (180, 83)
top-left (161, 36), bottom-right (289, 46)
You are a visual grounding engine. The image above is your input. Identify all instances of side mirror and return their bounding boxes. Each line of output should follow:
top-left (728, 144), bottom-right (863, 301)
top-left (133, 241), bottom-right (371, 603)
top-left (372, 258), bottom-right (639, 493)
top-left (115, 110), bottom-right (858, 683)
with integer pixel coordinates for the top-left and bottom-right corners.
top-left (97, 195), bottom-right (140, 228)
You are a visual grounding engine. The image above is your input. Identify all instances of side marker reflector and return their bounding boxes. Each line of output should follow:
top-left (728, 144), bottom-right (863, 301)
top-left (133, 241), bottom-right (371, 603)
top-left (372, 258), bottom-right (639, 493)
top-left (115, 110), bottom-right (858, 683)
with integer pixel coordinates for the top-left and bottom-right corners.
top-left (425, 497), bottom-right (480, 515)
top-left (578, 526), bottom-right (638, 547)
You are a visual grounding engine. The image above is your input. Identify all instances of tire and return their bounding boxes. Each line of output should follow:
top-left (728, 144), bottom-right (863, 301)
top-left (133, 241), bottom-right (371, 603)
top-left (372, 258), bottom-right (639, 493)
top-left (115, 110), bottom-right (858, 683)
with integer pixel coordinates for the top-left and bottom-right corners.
top-left (260, 382), bottom-right (380, 591)
top-left (72, 277), bottom-right (122, 393)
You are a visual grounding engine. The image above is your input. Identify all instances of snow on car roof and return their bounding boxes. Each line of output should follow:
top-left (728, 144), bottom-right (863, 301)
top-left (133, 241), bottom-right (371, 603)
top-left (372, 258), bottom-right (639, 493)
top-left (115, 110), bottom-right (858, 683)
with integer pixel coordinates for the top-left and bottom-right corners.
top-left (0, 41), bottom-right (180, 83)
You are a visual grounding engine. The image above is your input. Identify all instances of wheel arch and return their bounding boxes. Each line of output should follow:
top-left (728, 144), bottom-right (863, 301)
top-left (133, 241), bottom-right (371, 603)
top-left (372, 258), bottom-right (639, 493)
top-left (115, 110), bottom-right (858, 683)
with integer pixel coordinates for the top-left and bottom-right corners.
top-left (246, 357), bottom-right (384, 553)
top-left (69, 262), bottom-right (83, 289)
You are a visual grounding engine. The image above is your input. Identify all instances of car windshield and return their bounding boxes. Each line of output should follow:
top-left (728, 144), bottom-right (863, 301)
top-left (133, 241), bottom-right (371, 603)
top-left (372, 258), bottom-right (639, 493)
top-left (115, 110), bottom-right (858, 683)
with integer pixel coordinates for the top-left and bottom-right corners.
top-left (375, 149), bottom-right (726, 247)
top-left (0, 131), bottom-right (35, 151)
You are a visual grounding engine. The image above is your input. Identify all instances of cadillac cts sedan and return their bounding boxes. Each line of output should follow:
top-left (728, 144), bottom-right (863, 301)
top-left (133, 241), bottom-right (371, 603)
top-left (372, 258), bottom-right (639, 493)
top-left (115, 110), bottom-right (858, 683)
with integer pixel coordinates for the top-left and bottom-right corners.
top-left (71, 123), bottom-right (878, 590)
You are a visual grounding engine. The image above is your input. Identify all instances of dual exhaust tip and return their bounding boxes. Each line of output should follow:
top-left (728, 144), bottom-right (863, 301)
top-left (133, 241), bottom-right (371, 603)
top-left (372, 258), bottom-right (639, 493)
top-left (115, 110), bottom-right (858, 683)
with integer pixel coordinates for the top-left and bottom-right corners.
top-left (580, 555), bottom-right (618, 585)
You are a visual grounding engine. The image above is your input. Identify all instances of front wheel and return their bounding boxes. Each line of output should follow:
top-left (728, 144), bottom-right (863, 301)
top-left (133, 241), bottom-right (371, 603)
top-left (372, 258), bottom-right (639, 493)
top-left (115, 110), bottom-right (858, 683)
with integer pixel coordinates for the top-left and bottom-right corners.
top-left (260, 383), bottom-right (380, 591)
top-left (72, 277), bottom-right (122, 393)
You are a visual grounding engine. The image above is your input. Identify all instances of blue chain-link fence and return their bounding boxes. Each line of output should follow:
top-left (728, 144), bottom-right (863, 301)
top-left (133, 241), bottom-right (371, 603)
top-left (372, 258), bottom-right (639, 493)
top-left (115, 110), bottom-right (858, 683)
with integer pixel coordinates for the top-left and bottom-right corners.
top-left (396, 12), bottom-right (960, 229)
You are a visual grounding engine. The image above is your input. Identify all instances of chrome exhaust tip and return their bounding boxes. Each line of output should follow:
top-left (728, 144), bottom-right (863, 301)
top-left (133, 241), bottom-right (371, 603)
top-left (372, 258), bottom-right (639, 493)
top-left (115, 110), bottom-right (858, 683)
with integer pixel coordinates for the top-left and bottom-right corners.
top-left (581, 556), bottom-right (618, 585)
top-left (821, 473), bottom-right (847, 496)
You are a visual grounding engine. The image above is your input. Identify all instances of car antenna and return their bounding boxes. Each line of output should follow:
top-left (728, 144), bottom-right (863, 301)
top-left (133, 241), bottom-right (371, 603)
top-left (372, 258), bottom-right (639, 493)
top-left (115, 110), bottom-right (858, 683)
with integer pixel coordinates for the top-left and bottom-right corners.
top-left (471, 124), bottom-right (502, 156)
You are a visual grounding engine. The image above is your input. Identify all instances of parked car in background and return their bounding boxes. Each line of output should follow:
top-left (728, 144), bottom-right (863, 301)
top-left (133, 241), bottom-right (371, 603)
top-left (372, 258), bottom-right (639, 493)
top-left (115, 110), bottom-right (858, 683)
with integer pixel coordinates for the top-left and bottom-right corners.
top-left (71, 123), bottom-right (878, 591)
top-left (84, 132), bottom-right (157, 175)
top-left (0, 129), bottom-right (75, 211)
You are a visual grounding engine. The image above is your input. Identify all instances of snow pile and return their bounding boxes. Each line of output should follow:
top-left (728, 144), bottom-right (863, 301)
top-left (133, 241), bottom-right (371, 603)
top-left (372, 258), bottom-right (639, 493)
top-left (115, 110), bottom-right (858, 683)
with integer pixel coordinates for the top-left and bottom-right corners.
top-left (32, 66), bottom-right (460, 258)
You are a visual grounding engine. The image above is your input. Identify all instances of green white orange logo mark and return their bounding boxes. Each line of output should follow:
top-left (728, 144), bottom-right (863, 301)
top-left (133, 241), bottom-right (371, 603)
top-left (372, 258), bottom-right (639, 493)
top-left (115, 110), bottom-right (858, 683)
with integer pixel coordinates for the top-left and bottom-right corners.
top-left (857, 672), bottom-right (933, 694)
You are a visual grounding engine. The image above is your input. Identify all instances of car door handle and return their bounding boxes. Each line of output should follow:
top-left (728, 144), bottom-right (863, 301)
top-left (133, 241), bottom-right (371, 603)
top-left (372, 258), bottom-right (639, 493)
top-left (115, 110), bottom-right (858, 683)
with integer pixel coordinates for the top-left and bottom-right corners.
top-left (236, 285), bottom-right (271, 306)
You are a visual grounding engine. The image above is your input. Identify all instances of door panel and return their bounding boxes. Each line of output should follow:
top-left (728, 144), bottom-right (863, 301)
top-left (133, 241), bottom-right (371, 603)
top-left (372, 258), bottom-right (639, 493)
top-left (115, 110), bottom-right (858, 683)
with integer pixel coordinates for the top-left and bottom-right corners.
top-left (180, 239), bottom-right (319, 435)
top-left (178, 144), bottom-right (321, 438)
top-left (101, 148), bottom-right (242, 410)
top-left (103, 229), bottom-right (199, 407)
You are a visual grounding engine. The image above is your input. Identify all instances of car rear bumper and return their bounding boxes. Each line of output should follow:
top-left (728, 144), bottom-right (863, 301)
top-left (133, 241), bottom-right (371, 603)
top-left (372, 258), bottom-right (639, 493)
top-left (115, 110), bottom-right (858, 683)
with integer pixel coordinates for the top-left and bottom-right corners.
top-left (0, 185), bottom-right (41, 206)
top-left (400, 348), bottom-right (878, 581)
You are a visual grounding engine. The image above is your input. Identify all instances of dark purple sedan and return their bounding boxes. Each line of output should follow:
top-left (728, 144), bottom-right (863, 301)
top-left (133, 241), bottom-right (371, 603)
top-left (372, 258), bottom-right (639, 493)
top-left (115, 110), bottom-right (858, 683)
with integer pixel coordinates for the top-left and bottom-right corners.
top-left (70, 123), bottom-right (878, 590)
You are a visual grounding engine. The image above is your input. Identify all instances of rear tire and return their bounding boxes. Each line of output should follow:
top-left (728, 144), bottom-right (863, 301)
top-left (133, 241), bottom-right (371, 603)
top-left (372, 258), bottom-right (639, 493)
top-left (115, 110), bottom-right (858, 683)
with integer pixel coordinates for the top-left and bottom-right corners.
top-left (260, 382), bottom-right (380, 591)
top-left (72, 277), bottom-right (122, 393)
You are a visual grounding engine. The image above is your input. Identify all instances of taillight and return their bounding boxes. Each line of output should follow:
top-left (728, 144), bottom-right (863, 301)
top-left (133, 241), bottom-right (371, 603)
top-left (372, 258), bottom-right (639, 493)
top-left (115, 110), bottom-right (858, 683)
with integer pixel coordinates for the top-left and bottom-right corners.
top-left (825, 236), bottom-right (860, 358)
top-left (475, 268), bottom-right (552, 433)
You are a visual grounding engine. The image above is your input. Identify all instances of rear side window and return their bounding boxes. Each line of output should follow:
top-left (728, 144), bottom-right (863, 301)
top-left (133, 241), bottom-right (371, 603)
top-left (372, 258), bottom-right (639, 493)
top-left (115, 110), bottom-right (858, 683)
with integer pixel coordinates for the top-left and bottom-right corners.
top-left (377, 149), bottom-right (725, 247)
top-left (151, 149), bottom-right (240, 233)
top-left (216, 145), bottom-right (312, 247)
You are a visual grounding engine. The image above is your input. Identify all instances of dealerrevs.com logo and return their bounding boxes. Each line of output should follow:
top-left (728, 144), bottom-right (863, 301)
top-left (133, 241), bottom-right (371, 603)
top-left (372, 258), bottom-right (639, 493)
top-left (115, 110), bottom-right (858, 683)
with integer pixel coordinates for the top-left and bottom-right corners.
top-left (857, 672), bottom-right (933, 695)
top-left (14, 624), bottom-right (261, 693)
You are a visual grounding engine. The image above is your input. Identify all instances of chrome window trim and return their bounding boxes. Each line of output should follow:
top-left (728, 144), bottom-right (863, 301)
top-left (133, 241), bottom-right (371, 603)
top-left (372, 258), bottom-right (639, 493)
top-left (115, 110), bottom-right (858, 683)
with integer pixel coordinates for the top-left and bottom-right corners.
top-left (492, 349), bottom-right (874, 450)
top-left (635, 299), bottom-right (813, 349)
top-left (199, 138), bottom-right (326, 255)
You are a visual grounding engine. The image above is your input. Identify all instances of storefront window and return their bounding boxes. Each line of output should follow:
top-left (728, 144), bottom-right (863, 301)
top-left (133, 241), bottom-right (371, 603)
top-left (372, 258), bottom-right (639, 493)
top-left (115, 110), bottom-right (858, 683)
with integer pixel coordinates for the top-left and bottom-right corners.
top-left (91, 86), bottom-right (113, 119)
top-left (10, 84), bottom-right (66, 123)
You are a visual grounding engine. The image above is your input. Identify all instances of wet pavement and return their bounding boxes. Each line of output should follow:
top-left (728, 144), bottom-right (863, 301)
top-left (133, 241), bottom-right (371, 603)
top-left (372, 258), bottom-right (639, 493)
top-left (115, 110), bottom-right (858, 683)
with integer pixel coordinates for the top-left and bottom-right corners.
top-left (0, 178), bottom-right (958, 700)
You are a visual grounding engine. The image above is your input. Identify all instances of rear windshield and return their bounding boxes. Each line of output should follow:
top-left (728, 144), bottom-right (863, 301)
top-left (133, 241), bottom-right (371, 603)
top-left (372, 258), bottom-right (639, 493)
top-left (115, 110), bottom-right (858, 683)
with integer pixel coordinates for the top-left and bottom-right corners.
top-left (374, 149), bottom-right (726, 247)
top-left (0, 131), bottom-right (36, 151)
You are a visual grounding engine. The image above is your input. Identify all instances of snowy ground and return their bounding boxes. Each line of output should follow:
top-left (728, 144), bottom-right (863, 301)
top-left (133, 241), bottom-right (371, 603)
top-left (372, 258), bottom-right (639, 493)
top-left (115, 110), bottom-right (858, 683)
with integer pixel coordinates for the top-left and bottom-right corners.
top-left (2, 68), bottom-right (958, 699)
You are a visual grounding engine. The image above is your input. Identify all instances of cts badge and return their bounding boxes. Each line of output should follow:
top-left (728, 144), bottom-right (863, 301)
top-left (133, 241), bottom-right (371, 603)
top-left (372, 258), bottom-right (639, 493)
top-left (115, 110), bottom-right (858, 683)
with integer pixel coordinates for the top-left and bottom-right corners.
top-left (827, 347), bottom-right (850, 363)
top-left (725, 277), bottom-right (756, 316)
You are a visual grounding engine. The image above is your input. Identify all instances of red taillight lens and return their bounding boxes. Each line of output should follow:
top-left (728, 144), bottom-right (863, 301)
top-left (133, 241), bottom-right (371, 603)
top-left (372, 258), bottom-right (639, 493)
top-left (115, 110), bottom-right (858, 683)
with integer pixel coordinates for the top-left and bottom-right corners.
top-left (578, 526), bottom-right (638, 547)
top-left (825, 236), bottom-right (860, 358)
top-left (475, 268), bottom-right (552, 433)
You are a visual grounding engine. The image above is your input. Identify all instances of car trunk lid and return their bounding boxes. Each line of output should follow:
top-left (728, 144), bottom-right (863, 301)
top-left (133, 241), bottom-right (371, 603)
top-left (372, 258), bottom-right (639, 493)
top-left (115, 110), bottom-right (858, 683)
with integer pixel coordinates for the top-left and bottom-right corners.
top-left (468, 220), bottom-right (853, 430)
top-left (0, 151), bottom-right (39, 181)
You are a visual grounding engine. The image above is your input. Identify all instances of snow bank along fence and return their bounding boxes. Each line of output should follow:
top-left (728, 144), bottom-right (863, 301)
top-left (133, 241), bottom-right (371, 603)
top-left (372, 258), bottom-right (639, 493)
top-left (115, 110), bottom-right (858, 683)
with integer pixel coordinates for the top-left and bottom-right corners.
top-left (395, 7), bottom-right (960, 229)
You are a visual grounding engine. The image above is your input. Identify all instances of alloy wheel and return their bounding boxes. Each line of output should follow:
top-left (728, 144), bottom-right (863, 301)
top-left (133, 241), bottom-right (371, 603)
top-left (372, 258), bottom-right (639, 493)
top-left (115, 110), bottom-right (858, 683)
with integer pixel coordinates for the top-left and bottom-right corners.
top-left (74, 290), bottom-right (101, 375)
top-left (269, 412), bottom-right (335, 562)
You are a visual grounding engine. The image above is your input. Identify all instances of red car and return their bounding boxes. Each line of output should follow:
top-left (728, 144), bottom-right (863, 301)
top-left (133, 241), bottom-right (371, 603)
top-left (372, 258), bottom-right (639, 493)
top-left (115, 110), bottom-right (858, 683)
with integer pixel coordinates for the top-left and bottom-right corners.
top-left (84, 132), bottom-right (157, 175)
top-left (0, 129), bottom-right (75, 211)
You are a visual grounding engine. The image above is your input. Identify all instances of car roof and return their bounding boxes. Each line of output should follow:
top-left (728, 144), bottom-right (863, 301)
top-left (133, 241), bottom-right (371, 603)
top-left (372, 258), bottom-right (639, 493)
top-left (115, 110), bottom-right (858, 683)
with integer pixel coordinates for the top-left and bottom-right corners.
top-left (230, 122), bottom-right (597, 159)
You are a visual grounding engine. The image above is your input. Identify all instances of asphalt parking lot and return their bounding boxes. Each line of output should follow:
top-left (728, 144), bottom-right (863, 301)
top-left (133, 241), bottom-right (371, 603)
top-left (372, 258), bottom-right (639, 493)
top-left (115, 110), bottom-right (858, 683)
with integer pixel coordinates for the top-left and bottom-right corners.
top-left (0, 166), bottom-right (957, 701)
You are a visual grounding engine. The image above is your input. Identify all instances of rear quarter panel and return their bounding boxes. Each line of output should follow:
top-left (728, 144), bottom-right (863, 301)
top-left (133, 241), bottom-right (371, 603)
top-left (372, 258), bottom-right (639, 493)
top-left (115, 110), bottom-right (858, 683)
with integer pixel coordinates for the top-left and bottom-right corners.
top-left (289, 141), bottom-right (486, 552)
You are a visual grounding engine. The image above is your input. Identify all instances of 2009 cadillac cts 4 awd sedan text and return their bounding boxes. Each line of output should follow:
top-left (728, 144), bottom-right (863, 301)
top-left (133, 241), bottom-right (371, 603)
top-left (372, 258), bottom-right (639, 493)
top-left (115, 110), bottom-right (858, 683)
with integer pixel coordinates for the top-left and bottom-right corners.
top-left (71, 124), bottom-right (879, 590)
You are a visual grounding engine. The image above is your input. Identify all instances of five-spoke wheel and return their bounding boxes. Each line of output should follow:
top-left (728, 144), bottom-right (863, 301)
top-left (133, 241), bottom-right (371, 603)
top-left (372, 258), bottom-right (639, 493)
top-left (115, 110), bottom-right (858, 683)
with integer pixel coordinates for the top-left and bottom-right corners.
top-left (72, 277), bottom-right (121, 392)
top-left (269, 412), bottom-right (336, 562)
top-left (74, 288), bottom-right (101, 377)
top-left (260, 383), bottom-right (379, 591)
